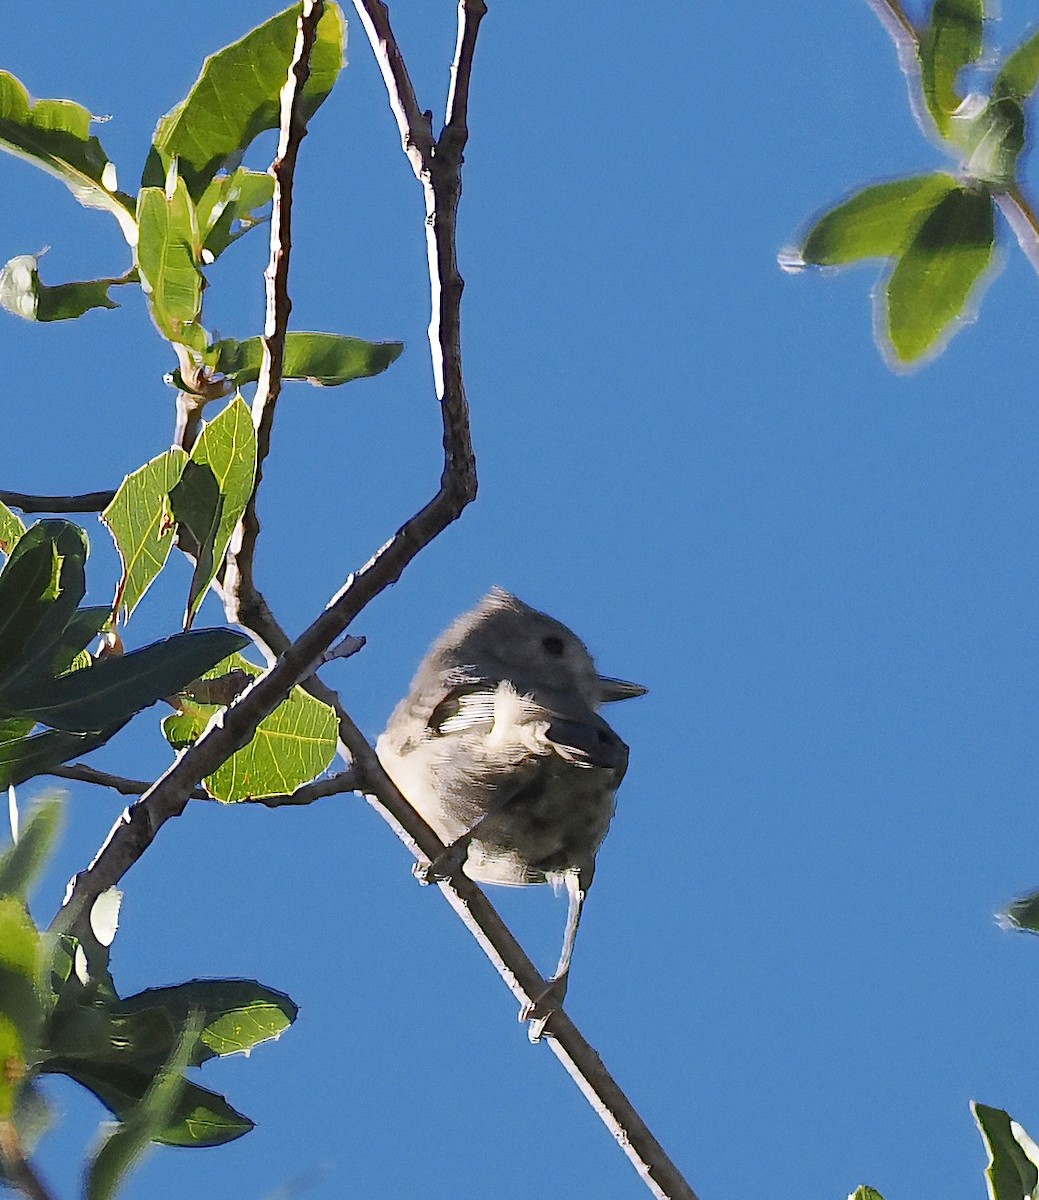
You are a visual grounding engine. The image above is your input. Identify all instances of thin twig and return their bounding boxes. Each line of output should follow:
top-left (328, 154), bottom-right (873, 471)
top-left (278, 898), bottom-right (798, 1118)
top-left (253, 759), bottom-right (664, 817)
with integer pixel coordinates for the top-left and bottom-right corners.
top-left (46, 762), bottom-right (359, 808)
top-left (347, 5), bottom-right (696, 1198)
top-left (864, 0), bottom-right (916, 45)
top-left (223, 0), bottom-right (325, 628)
top-left (0, 490), bottom-right (115, 514)
top-left (995, 188), bottom-right (1039, 278)
top-left (863, 0), bottom-right (936, 141)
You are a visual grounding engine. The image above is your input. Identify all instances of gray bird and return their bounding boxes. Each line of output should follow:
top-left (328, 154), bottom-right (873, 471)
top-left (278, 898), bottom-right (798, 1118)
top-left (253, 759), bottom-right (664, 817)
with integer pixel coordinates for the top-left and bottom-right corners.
top-left (376, 588), bottom-right (645, 1029)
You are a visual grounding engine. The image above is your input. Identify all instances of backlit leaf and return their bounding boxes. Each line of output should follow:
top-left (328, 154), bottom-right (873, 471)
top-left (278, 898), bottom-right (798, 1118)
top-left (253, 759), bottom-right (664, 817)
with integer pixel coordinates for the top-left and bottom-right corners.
top-left (102, 449), bottom-right (189, 622)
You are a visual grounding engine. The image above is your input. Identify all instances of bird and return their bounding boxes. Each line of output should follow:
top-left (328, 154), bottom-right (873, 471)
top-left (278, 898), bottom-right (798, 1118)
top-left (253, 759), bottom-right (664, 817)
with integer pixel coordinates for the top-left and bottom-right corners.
top-left (376, 587), bottom-right (645, 1033)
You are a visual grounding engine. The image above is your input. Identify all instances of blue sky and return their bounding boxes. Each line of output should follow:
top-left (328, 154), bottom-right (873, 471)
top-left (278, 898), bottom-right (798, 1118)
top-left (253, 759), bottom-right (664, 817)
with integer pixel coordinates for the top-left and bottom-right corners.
top-left (4, 3), bottom-right (1039, 1199)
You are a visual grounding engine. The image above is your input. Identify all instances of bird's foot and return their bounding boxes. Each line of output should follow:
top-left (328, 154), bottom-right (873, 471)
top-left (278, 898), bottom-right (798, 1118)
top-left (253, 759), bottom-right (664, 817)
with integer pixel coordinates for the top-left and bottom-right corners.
top-left (413, 837), bottom-right (470, 885)
top-left (520, 976), bottom-right (568, 1043)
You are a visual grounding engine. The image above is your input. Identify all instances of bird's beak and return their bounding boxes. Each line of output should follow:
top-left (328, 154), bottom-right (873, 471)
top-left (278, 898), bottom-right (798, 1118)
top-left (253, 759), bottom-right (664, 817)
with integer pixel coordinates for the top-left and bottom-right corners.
top-left (597, 675), bottom-right (647, 703)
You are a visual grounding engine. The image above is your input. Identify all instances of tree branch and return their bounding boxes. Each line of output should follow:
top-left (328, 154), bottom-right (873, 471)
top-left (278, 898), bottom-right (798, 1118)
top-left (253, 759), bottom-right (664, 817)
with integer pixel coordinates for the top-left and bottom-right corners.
top-left (995, 187), bottom-right (1039, 278)
top-left (862, 0), bottom-right (938, 141)
top-left (344, 5), bottom-right (696, 1199)
top-left (0, 490), bottom-right (115, 514)
top-left (46, 762), bottom-right (359, 808)
top-left (222, 0), bottom-right (324, 631)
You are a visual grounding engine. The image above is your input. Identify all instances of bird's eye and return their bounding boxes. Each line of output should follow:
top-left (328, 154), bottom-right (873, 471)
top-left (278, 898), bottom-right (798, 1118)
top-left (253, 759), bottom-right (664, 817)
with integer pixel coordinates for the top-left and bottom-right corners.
top-left (541, 634), bottom-right (565, 657)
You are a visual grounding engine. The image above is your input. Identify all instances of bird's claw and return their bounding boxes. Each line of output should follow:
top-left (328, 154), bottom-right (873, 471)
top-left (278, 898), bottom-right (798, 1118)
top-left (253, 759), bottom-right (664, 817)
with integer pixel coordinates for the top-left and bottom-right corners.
top-left (413, 838), bottom-right (470, 885)
top-left (520, 977), bottom-right (568, 1042)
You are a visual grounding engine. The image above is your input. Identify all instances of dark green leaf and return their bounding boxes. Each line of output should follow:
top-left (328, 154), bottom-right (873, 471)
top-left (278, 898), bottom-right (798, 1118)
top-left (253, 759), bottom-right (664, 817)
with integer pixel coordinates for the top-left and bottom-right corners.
top-left (0, 253), bottom-right (129, 322)
top-left (117, 978), bottom-right (297, 1064)
top-left (212, 331), bottom-right (404, 388)
top-left (0, 718), bottom-right (34, 745)
top-left (48, 607), bottom-right (110, 677)
top-left (0, 796), bottom-right (62, 901)
top-left (0, 520), bottom-right (79, 678)
top-left (0, 628), bottom-right (249, 732)
top-left (973, 1102), bottom-right (1039, 1200)
top-left (145, 3), bottom-right (346, 198)
top-left (0, 726), bottom-right (123, 791)
top-left (800, 173), bottom-right (959, 265)
top-left (0, 522), bottom-right (89, 697)
top-left (885, 186), bottom-right (994, 363)
top-left (84, 1013), bottom-right (200, 1200)
top-left (919, 0), bottom-right (985, 137)
top-left (136, 171), bottom-right (206, 350)
top-left (993, 28), bottom-right (1039, 101)
top-left (0, 501), bottom-right (24, 558)
top-left (0, 71), bottom-right (136, 244)
top-left (102, 449), bottom-right (189, 623)
top-left (999, 888), bottom-right (1039, 933)
top-left (52, 1056), bottom-right (253, 1149)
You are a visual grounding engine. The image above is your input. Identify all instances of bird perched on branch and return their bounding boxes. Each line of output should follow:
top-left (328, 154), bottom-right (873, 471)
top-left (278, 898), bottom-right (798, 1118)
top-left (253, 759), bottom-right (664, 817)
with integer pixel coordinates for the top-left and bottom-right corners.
top-left (377, 588), bottom-right (645, 1035)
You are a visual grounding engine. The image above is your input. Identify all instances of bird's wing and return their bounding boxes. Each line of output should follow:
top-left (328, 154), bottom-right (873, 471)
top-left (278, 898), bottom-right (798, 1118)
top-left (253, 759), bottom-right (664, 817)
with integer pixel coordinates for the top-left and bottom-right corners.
top-left (543, 713), bottom-right (629, 773)
top-left (427, 683), bottom-right (500, 735)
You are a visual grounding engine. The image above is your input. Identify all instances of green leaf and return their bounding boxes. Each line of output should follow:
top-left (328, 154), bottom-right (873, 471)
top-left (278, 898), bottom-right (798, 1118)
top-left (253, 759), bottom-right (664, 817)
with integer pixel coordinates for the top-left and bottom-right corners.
top-left (0, 898), bottom-right (43, 1113)
top-left (117, 979), bottom-right (297, 1064)
top-left (0, 1015), bottom-right (24, 1119)
top-left (0, 71), bottom-right (137, 245)
top-left (212, 331), bottom-right (405, 388)
top-left (84, 1012), bottom-right (201, 1200)
top-left (168, 396), bottom-right (257, 627)
top-left (196, 168), bottom-right (275, 260)
top-left (884, 185), bottom-right (994, 363)
top-left (48, 607), bottom-right (110, 677)
top-left (849, 1190), bottom-right (885, 1200)
top-left (1001, 887), bottom-right (1039, 933)
top-left (0, 726), bottom-right (123, 791)
top-left (56, 1056), bottom-right (253, 1149)
top-left (800, 173), bottom-right (959, 265)
top-left (163, 652), bottom-right (336, 801)
top-left (136, 169), bottom-right (206, 350)
top-left (145, 2), bottom-right (346, 199)
top-left (0, 522), bottom-right (89, 698)
top-left (973, 1102), bottom-right (1039, 1200)
top-left (0, 252), bottom-right (127, 322)
top-left (0, 719), bottom-right (34, 745)
top-left (919, 0), bottom-right (985, 138)
top-left (0, 520), bottom-right (78, 678)
top-left (0, 628), bottom-right (250, 733)
top-left (102, 449), bottom-right (189, 623)
top-left (993, 29), bottom-right (1039, 101)
top-left (0, 797), bottom-right (62, 901)
top-left (0, 501), bottom-right (24, 558)
top-left (962, 97), bottom-right (1026, 186)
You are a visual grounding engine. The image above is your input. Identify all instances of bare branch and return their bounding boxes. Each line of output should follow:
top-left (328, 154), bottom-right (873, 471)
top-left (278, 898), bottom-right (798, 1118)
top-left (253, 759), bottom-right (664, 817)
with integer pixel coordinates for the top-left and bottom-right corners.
top-left (863, 0), bottom-right (916, 48)
top-left (46, 762), bottom-right (359, 808)
top-left (0, 490), bottom-right (115, 514)
top-left (223, 0), bottom-right (325, 628)
top-left (995, 188), bottom-right (1039, 279)
top-left (862, 0), bottom-right (949, 148)
top-left (48, 764), bottom-right (210, 801)
top-left (344, 6), bottom-right (696, 1198)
